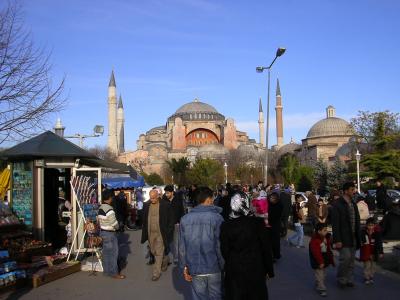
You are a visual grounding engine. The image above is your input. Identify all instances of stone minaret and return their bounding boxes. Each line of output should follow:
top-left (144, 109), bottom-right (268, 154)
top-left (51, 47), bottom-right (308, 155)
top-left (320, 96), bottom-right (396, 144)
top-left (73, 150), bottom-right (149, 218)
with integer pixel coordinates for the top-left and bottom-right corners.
top-left (258, 98), bottom-right (265, 147)
top-left (117, 94), bottom-right (125, 154)
top-left (107, 70), bottom-right (118, 154)
top-left (275, 78), bottom-right (284, 148)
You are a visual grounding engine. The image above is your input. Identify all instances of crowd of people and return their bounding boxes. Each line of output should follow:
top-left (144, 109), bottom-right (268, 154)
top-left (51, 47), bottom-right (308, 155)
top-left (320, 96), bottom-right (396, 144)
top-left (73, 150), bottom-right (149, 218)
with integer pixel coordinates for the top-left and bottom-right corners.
top-left (96, 180), bottom-right (399, 299)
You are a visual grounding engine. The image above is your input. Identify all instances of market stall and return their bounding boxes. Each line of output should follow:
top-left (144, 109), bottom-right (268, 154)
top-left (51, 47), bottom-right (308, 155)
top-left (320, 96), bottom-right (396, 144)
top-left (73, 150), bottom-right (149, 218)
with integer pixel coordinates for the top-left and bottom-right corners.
top-left (0, 131), bottom-right (141, 290)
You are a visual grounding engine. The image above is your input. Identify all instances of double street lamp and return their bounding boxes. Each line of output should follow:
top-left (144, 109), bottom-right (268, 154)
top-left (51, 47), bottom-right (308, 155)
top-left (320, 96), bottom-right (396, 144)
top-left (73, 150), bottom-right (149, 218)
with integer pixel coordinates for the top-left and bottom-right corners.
top-left (256, 47), bottom-right (286, 186)
top-left (65, 125), bottom-right (104, 148)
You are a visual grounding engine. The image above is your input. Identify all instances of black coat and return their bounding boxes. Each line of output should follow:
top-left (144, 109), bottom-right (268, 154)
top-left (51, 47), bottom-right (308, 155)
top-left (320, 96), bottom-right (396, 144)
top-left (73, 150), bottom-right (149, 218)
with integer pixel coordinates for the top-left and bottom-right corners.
top-left (331, 197), bottom-right (361, 249)
top-left (268, 200), bottom-right (283, 229)
top-left (141, 200), bottom-right (173, 249)
top-left (218, 195), bottom-right (232, 221)
top-left (221, 216), bottom-right (274, 300)
top-left (280, 192), bottom-right (292, 218)
top-left (376, 185), bottom-right (387, 211)
top-left (381, 206), bottom-right (400, 240)
top-left (162, 193), bottom-right (185, 224)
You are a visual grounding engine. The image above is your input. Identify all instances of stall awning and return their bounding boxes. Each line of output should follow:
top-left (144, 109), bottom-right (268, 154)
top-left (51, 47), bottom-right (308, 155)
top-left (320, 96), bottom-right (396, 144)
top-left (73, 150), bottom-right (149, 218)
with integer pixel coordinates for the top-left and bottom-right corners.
top-left (81, 158), bottom-right (139, 179)
top-left (0, 131), bottom-right (97, 160)
top-left (0, 168), bottom-right (10, 200)
top-left (102, 176), bottom-right (145, 189)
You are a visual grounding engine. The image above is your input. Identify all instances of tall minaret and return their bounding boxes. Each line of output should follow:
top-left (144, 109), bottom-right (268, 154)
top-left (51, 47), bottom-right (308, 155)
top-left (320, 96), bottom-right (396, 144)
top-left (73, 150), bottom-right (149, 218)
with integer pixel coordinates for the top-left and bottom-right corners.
top-left (258, 98), bottom-right (265, 147)
top-left (117, 94), bottom-right (125, 154)
top-left (107, 70), bottom-right (118, 154)
top-left (275, 78), bottom-right (284, 148)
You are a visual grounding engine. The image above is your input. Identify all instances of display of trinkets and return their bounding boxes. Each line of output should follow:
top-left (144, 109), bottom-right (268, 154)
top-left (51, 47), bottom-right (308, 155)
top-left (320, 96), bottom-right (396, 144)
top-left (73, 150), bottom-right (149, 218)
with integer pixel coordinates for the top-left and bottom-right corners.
top-left (11, 162), bottom-right (33, 228)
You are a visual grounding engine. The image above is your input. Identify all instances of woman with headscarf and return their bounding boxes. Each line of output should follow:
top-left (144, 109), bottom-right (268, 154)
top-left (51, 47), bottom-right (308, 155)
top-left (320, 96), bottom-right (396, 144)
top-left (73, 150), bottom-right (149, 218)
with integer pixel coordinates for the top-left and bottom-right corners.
top-left (220, 192), bottom-right (274, 300)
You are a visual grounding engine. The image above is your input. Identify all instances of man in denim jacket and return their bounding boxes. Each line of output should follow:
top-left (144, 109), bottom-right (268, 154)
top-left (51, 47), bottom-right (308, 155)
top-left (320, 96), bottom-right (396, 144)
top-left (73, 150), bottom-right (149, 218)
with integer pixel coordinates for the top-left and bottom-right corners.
top-left (179, 186), bottom-right (224, 300)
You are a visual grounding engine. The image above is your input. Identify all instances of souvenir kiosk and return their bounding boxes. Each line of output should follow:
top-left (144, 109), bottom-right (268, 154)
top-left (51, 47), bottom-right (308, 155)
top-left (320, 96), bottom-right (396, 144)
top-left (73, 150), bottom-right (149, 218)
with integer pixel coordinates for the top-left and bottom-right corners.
top-left (0, 131), bottom-right (136, 289)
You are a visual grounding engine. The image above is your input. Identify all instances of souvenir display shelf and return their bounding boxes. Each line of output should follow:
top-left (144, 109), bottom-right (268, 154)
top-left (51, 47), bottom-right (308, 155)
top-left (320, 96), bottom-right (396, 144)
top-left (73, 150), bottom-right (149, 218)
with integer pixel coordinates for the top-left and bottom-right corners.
top-left (11, 162), bottom-right (33, 228)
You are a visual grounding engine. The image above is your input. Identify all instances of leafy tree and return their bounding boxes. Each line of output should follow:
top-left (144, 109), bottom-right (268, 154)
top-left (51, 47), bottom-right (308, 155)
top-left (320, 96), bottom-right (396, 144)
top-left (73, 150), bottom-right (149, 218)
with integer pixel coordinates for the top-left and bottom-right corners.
top-left (295, 165), bottom-right (314, 192)
top-left (362, 150), bottom-right (400, 180)
top-left (350, 110), bottom-right (400, 151)
top-left (351, 111), bottom-right (400, 180)
top-left (327, 159), bottom-right (348, 190)
top-left (187, 158), bottom-right (224, 188)
top-left (313, 159), bottom-right (328, 195)
top-left (277, 153), bottom-right (300, 185)
top-left (166, 157), bottom-right (190, 186)
top-left (142, 172), bottom-right (164, 186)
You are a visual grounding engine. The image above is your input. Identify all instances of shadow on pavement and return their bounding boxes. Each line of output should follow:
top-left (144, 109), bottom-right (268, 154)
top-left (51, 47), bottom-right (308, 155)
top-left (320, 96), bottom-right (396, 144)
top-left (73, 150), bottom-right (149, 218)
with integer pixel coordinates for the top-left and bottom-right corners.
top-left (171, 265), bottom-right (192, 300)
top-left (117, 231), bottom-right (131, 272)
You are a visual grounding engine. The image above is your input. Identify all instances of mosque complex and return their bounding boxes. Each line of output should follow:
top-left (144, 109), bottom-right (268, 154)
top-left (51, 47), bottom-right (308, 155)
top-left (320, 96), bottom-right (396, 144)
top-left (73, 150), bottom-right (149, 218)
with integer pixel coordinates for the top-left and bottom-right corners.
top-left (105, 71), bottom-right (354, 176)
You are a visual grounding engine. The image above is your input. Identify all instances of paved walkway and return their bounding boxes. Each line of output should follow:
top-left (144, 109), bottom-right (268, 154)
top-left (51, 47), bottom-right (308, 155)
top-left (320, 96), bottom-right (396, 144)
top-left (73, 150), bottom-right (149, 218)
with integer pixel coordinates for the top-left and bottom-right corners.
top-left (3, 230), bottom-right (400, 300)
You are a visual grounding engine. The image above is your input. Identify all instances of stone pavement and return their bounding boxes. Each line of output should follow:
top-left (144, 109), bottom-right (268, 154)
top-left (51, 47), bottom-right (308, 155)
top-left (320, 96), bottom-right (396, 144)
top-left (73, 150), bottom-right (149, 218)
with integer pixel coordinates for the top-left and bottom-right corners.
top-left (3, 230), bottom-right (400, 300)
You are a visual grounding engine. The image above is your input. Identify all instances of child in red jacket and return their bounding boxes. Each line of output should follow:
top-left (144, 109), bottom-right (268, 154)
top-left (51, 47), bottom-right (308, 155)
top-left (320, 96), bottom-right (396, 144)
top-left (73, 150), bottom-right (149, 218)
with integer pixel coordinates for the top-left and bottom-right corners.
top-left (309, 223), bottom-right (334, 297)
top-left (360, 217), bottom-right (384, 285)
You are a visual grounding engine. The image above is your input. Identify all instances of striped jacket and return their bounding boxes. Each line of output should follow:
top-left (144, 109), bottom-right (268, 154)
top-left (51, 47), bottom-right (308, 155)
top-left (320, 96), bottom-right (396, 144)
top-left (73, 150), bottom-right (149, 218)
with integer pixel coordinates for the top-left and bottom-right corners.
top-left (98, 203), bottom-right (119, 231)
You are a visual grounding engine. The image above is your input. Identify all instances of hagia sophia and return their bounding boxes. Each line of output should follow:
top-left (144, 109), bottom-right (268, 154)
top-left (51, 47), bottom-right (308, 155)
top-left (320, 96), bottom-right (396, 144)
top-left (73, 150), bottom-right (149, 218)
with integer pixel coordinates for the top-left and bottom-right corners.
top-left (105, 71), bottom-right (355, 176)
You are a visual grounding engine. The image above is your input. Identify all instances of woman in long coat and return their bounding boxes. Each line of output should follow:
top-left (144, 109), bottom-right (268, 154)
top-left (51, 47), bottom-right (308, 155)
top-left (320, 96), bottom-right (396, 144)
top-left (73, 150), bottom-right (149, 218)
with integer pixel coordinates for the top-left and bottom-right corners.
top-left (220, 193), bottom-right (274, 300)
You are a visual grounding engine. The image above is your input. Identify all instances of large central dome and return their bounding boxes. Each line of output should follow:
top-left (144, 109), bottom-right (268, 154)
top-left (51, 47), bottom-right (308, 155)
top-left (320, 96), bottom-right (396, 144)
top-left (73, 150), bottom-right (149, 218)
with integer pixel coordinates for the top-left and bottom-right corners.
top-left (169, 98), bottom-right (225, 122)
top-left (175, 99), bottom-right (219, 114)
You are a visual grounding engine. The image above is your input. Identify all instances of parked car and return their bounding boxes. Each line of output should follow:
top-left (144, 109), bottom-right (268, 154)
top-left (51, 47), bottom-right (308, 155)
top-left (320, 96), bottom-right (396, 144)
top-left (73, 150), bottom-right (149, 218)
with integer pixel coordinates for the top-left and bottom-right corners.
top-left (367, 189), bottom-right (400, 210)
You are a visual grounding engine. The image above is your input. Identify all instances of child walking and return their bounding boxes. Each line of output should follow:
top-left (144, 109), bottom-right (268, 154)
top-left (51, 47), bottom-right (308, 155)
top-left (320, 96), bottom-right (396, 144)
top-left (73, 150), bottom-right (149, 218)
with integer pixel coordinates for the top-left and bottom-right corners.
top-left (309, 223), bottom-right (334, 297)
top-left (360, 217), bottom-right (384, 285)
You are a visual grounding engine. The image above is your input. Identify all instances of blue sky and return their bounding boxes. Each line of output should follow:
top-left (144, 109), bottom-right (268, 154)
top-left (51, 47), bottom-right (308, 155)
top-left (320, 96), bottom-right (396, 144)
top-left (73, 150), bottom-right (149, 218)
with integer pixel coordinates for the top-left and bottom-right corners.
top-left (5, 0), bottom-right (400, 150)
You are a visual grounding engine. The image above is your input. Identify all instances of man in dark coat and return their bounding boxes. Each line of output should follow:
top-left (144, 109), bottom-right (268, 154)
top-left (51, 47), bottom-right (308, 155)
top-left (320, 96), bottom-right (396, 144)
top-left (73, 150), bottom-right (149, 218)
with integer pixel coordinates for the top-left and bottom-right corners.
top-left (268, 192), bottom-right (283, 260)
top-left (141, 189), bottom-right (173, 281)
top-left (306, 191), bottom-right (318, 229)
top-left (376, 180), bottom-right (387, 212)
top-left (163, 185), bottom-right (185, 264)
top-left (221, 192), bottom-right (274, 300)
top-left (331, 182), bottom-right (361, 288)
top-left (279, 189), bottom-right (292, 237)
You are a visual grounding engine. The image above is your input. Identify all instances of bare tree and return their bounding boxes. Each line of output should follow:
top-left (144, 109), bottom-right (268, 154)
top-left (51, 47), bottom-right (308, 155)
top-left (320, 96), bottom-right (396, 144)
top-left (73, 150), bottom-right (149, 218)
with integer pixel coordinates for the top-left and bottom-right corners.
top-left (0, 2), bottom-right (65, 144)
top-left (88, 145), bottom-right (118, 161)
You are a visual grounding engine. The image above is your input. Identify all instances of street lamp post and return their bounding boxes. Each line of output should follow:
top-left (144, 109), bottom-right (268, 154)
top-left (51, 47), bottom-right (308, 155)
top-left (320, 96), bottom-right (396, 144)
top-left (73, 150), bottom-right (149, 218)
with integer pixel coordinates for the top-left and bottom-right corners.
top-left (256, 47), bottom-right (286, 186)
top-left (224, 162), bottom-right (228, 185)
top-left (356, 149), bottom-right (361, 193)
top-left (65, 125), bottom-right (104, 148)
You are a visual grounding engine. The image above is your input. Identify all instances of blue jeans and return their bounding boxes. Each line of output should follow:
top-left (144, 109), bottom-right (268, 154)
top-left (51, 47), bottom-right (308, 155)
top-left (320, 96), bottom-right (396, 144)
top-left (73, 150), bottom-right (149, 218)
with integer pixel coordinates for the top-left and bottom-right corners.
top-left (288, 223), bottom-right (304, 247)
top-left (100, 231), bottom-right (119, 276)
top-left (191, 273), bottom-right (222, 300)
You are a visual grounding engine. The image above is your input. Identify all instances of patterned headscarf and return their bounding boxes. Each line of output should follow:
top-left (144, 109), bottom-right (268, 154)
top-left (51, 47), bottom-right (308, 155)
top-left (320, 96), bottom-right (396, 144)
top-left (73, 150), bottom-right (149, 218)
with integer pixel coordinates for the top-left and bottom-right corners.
top-left (229, 192), bottom-right (253, 219)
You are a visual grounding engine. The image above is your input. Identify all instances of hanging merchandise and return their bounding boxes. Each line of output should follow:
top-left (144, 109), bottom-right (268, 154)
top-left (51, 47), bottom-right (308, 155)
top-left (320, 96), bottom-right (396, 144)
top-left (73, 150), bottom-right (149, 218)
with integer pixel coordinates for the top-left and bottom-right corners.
top-left (67, 175), bottom-right (102, 272)
top-left (11, 162), bottom-right (33, 228)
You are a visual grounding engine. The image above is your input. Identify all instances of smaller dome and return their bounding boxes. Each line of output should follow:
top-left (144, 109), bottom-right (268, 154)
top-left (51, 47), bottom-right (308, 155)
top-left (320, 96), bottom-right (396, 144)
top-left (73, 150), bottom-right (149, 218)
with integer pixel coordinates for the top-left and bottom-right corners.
top-left (147, 125), bottom-right (166, 134)
top-left (307, 117), bottom-right (353, 138)
top-left (277, 142), bottom-right (301, 156)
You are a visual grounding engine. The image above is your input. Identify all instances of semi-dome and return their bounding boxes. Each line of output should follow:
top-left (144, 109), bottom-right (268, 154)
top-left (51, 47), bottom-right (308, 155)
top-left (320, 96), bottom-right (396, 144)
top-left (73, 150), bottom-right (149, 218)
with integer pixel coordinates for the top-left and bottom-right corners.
top-left (306, 106), bottom-right (353, 138)
top-left (277, 140), bottom-right (301, 156)
top-left (168, 98), bottom-right (225, 122)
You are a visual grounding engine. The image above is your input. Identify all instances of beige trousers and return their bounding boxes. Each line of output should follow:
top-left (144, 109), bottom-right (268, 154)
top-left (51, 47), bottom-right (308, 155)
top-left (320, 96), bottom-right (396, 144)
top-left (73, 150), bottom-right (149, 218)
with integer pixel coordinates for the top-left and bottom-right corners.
top-left (363, 260), bottom-right (376, 279)
top-left (149, 233), bottom-right (168, 277)
top-left (314, 268), bottom-right (326, 290)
